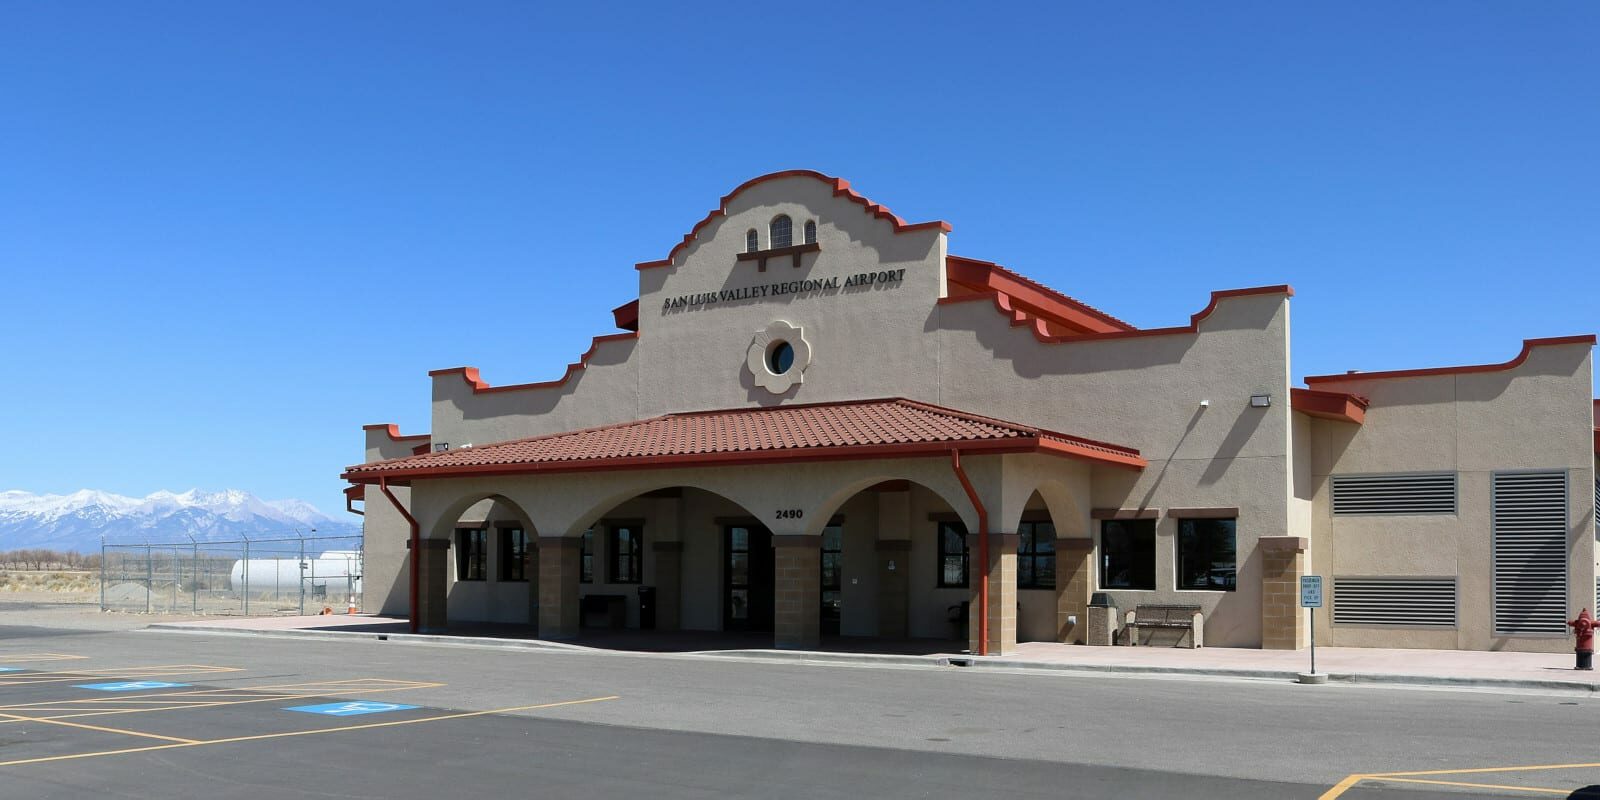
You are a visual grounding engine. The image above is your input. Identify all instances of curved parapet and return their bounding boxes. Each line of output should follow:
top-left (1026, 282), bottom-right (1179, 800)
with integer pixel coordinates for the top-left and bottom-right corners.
top-left (1304, 335), bottom-right (1596, 384)
top-left (429, 332), bottom-right (639, 396)
top-left (939, 284), bottom-right (1293, 345)
top-left (363, 424), bottom-right (430, 461)
top-left (635, 170), bottom-right (951, 270)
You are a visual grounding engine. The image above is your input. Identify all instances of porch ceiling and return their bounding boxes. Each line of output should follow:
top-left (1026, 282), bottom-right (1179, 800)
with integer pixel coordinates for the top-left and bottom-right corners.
top-left (341, 398), bottom-right (1145, 485)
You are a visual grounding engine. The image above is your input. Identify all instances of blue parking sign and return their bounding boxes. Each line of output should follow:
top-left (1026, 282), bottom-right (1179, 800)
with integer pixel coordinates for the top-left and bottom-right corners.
top-left (285, 701), bottom-right (418, 717)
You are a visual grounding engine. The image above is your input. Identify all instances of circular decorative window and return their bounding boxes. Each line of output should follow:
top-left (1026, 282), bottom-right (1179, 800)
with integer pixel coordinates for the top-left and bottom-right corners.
top-left (746, 320), bottom-right (812, 394)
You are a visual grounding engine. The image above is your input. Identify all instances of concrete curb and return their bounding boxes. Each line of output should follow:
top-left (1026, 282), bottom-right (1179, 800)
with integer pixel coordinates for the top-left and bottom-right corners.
top-left (142, 623), bottom-right (1600, 693)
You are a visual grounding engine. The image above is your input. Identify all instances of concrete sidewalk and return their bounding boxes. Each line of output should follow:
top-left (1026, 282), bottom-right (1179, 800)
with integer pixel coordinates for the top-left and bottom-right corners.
top-left (146, 614), bottom-right (1600, 693)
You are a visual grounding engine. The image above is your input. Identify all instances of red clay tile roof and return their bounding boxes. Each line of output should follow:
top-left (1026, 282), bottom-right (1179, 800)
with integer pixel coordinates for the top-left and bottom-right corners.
top-left (342, 398), bottom-right (1144, 483)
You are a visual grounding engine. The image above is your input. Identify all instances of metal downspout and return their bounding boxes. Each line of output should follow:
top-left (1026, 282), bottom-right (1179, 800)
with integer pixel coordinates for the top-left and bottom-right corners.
top-left (950, 449), bottom-right (989, 657)
top-left (377, 477), bottom-right (420, 634)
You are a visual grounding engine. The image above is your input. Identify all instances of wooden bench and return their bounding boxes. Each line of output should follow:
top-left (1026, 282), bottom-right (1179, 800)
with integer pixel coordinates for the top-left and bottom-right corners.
top-left (1123, 604), bottom-right (1204, 648)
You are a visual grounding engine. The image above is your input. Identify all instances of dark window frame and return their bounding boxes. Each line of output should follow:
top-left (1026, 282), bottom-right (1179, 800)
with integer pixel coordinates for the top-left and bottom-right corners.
top-left (770, 215), bottom-right (793, 249)
top-left (745, 228), bottom-right (759, 253)
top-left (498, 525), bottom-right (528, 582)
top-left (455, 527), bottom-right (487, 582)
top-left (1099, 519), bottom-right (1155, 590)
top-left (608, 524), bottom-right (643, 584)
top-left (936, 521), bottom-right (969, 588)
top-left (1175, 518), bottom-right (1237, 591)
top-left (1017, 520), bottom-right (1057, 590)
top-left (803, 219), bottom-right (817, 245)
top-left (580, 528), bottom-right (594, 584)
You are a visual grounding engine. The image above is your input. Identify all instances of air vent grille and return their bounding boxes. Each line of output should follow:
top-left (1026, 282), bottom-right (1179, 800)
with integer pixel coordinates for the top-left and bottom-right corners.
top-left (1492, 471), bottom-right (1568, 635)
top-left (1332, 577), bottom-right (1456, 627)
top-left (1331, 473), bottom-right (1457, 516)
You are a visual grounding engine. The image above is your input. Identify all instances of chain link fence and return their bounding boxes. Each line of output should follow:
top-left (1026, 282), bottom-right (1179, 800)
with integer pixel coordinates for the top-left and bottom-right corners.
top-left (100, 534), bottom-right (362, 616)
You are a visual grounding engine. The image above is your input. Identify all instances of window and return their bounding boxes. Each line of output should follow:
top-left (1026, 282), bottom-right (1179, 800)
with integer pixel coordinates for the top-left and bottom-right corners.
top-left (609, 524), bottom-right (643, 584)
top-left (770, 215), bottom-right (792, 249)
top-left (455, 528), bottom-right (486, 582)
top-left (766, 340), bottom-right (794, 374)
top-left (580, 528), bottom-right (594, 584)
top-left (499, 526), bottom-right (528, 582)
top-left (803, 219), bottom-right (816, 245)
top-left (1099, 519), bottom-right (1154, 590)
top-left (1176, 518), bottom-right (1235, 591)
top-left (745, 228), bottom-right (759, 253)
top-left (937, 521), bottom-right (969, 588)
top-left (1018, 521), bottom-right (1056, 590)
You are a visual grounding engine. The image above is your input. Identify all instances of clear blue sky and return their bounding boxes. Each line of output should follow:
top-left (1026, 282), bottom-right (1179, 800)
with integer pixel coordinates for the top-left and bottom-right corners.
top-left (3, 3), bottom-right (1595, 516)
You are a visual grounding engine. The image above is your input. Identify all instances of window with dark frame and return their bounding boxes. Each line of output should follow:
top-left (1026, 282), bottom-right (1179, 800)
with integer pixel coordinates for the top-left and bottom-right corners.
top-left (936, 521), bottom-right (969, 588)
top-left (498, 526), bottom-right (528, 582)
top-left (455, 528), bottom-right (486, 582)
top-left (608, 524), bottom-right (642, 584)
top-left (745, 229), bottom-right (759, 253)
top-left (1176, 518), bottom-right (1237, 591)
top-left (1099, 519), bottom-right (1154, 590)
top-left (803, 219), bottom-right (817, 245)
top-left (1018, 520), bottom-right (1056, 590)
top-left (770, 215), bottom-right (792, 249)
top-left (580, 528), bottom-right (594, 584)
top-left (821, 524), bottom-right (842, 630)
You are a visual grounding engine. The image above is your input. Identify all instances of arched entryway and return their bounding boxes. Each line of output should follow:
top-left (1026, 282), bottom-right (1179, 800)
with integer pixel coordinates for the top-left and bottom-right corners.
top-left (415, 493), bottom-right (537, 633)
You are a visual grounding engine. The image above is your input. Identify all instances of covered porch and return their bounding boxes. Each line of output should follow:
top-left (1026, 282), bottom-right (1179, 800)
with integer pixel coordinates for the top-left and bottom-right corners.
top-left (342, 399), bottom-right (1146, 655)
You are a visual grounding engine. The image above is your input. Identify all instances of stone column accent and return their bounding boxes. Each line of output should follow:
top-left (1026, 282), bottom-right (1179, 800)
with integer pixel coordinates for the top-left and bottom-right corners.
top-left (537, 536), bottom-right (582, 640)
top-left (1056, 538), bottom-right (1093, 644)
top-left (1260, 536), bottom-right (1309, 650)
top-left (875, 539), bottom-right (911, 638)
top-left (652, 541), bottom-right (683, 631)
top-left (412, 538), bottom-right (450, 633)
top-left (773, 534), bottom-right (821, 650)
top-left (968, 532), bottom-right (1019, 655)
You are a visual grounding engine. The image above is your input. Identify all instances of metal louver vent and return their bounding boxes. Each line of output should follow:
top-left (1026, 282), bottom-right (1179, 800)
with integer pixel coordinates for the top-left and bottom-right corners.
top-left (1332, 578), bottom-right (1456, 627)
top-left (1331, 473), bottom-right (1457, 516)
top-left (1492, 471), bottom-right (1568, 635)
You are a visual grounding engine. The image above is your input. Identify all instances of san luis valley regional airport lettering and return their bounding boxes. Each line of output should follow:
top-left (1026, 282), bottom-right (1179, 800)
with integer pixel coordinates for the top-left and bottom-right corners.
top-left (661, 269), bottom-right (906, 312)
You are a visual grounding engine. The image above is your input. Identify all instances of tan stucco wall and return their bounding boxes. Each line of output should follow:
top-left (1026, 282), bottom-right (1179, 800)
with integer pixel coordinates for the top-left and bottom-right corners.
top-left (1307, 341), bottom-right (1596, 651)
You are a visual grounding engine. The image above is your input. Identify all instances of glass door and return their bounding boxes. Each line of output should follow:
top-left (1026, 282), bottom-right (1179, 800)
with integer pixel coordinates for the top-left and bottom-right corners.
top-left (724, 524), bottom-right (774, 631)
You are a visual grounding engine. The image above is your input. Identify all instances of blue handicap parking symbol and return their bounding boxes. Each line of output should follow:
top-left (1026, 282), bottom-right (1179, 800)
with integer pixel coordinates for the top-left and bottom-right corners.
top-left (284, 701), bottom-right (418, 717)
top-left (75, 681), bottom-right (191, 691)
top-left (0, 667), bottom-right (21, 673)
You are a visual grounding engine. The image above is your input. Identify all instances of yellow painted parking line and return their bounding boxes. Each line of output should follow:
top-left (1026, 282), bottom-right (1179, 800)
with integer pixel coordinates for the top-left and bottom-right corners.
top-left (1317, 774), bottom-right (1370, 800)
top-left (0, 710), bottom-right (199, 744)
top-left (1376, 776), bottom-right (1569, 795)
top-left (0, 664), bottom-right (242, 687)
top-left (0, 694), bottom-right (620, 769)
top-left (0, 653), bottom-right (86, 664)
top-left (0, 679), bottom-right (445, 722)
top-left (1378, 761), bottom-right (1600, 777)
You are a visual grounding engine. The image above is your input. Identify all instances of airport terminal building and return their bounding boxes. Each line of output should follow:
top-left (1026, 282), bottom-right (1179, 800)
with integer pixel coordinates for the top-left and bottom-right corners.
top-left (343, 170), bottom-right (1598, 654)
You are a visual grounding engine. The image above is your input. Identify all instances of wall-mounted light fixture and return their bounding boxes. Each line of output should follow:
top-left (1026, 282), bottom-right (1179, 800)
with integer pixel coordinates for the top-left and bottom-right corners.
top-left (433, 443), bottom-right (450, 452)
top-left (1250, 394), bottom-right (1272, 408)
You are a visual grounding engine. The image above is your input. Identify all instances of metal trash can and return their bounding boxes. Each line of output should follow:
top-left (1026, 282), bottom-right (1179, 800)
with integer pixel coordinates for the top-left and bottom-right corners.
top-left (638, 585), bottom-right (656, 630)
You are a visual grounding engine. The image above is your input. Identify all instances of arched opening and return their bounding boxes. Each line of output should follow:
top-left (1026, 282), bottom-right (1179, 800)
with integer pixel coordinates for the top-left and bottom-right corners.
top-left (745, 228), bottom-right (759, 253)
top-left (803, 219), bottom-right (817, 245)
top-left (564, 484), bottom-right (770, 638)
top-left (425, 494), bottom-right (537, 629)
top-left (804, 477), bottom-right (974, 646)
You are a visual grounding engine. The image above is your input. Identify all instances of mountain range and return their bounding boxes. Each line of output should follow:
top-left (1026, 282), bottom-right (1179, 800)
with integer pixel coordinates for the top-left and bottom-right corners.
top-left (0, 489), bottom-right (360, 552)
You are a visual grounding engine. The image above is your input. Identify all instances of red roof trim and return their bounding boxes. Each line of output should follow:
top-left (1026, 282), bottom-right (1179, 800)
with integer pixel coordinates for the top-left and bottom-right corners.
top-left (430, 332), bottom-right (638, 395)
top-left (945, 255), bottom-right (1135, 334)
top-left (635, 170), bottom-right (951, 270)
top-left (611, 300), bottom-right (639, 332)
top-left (1304, 335), bottom-right (1597, 384)
top-left (361, 424), bottom-right (430, 442)
top-left (1290, 388), bottom-right (1369, 424)
top-left (938, 285), bottom-right (1293, 344)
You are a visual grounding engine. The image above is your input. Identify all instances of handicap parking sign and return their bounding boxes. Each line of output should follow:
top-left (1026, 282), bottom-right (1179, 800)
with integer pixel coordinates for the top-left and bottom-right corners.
top-left (284, 701), bottom-right (418, 717)
top-left (0, 667), bottom-right (20, 673)
top-left (75, 681), bottom-right (191, 691)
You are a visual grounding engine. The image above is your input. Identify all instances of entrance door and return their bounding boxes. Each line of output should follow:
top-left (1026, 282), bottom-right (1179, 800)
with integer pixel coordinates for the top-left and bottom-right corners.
top-left (724, 524), bottom-right (774, 632)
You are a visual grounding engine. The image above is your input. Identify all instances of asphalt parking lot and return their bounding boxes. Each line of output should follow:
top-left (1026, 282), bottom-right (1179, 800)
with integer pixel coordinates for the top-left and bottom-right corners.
top-left (2, 613), bottom-right (1599, 798)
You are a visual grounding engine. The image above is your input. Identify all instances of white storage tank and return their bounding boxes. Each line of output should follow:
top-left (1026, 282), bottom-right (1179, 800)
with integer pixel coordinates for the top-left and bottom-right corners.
top-left (227, 550), bottom-right (362, 597)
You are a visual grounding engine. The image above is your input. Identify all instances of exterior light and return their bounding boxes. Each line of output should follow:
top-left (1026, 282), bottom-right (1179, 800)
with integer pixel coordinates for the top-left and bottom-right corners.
top-left (434, 443), bottom-right (450, 452)
top-left (1250, 394), bottom-right (1272, 408)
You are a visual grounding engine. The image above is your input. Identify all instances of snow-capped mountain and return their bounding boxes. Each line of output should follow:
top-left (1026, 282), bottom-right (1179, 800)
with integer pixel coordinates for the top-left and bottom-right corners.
top-left (0, 489), bottom-right (359, 552)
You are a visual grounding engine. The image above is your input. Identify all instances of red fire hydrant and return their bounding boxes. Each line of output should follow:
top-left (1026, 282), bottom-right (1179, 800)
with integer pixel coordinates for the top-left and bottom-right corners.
top-left (1568, 608), bottom-right (1595, 671)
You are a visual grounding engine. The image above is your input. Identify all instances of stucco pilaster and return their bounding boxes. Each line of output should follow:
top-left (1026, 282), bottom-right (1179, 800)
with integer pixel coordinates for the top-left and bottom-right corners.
top-left (1056, 538), bottom-right (1093, 644)
top-left (1260, 536), bottom-right (1308, 649)
top-left (413, 538), bottom-right (450, 633)
top-left (773, 534), bottom-right (821, 649)
top-left (968, 532), bottom-right (1019, 655)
